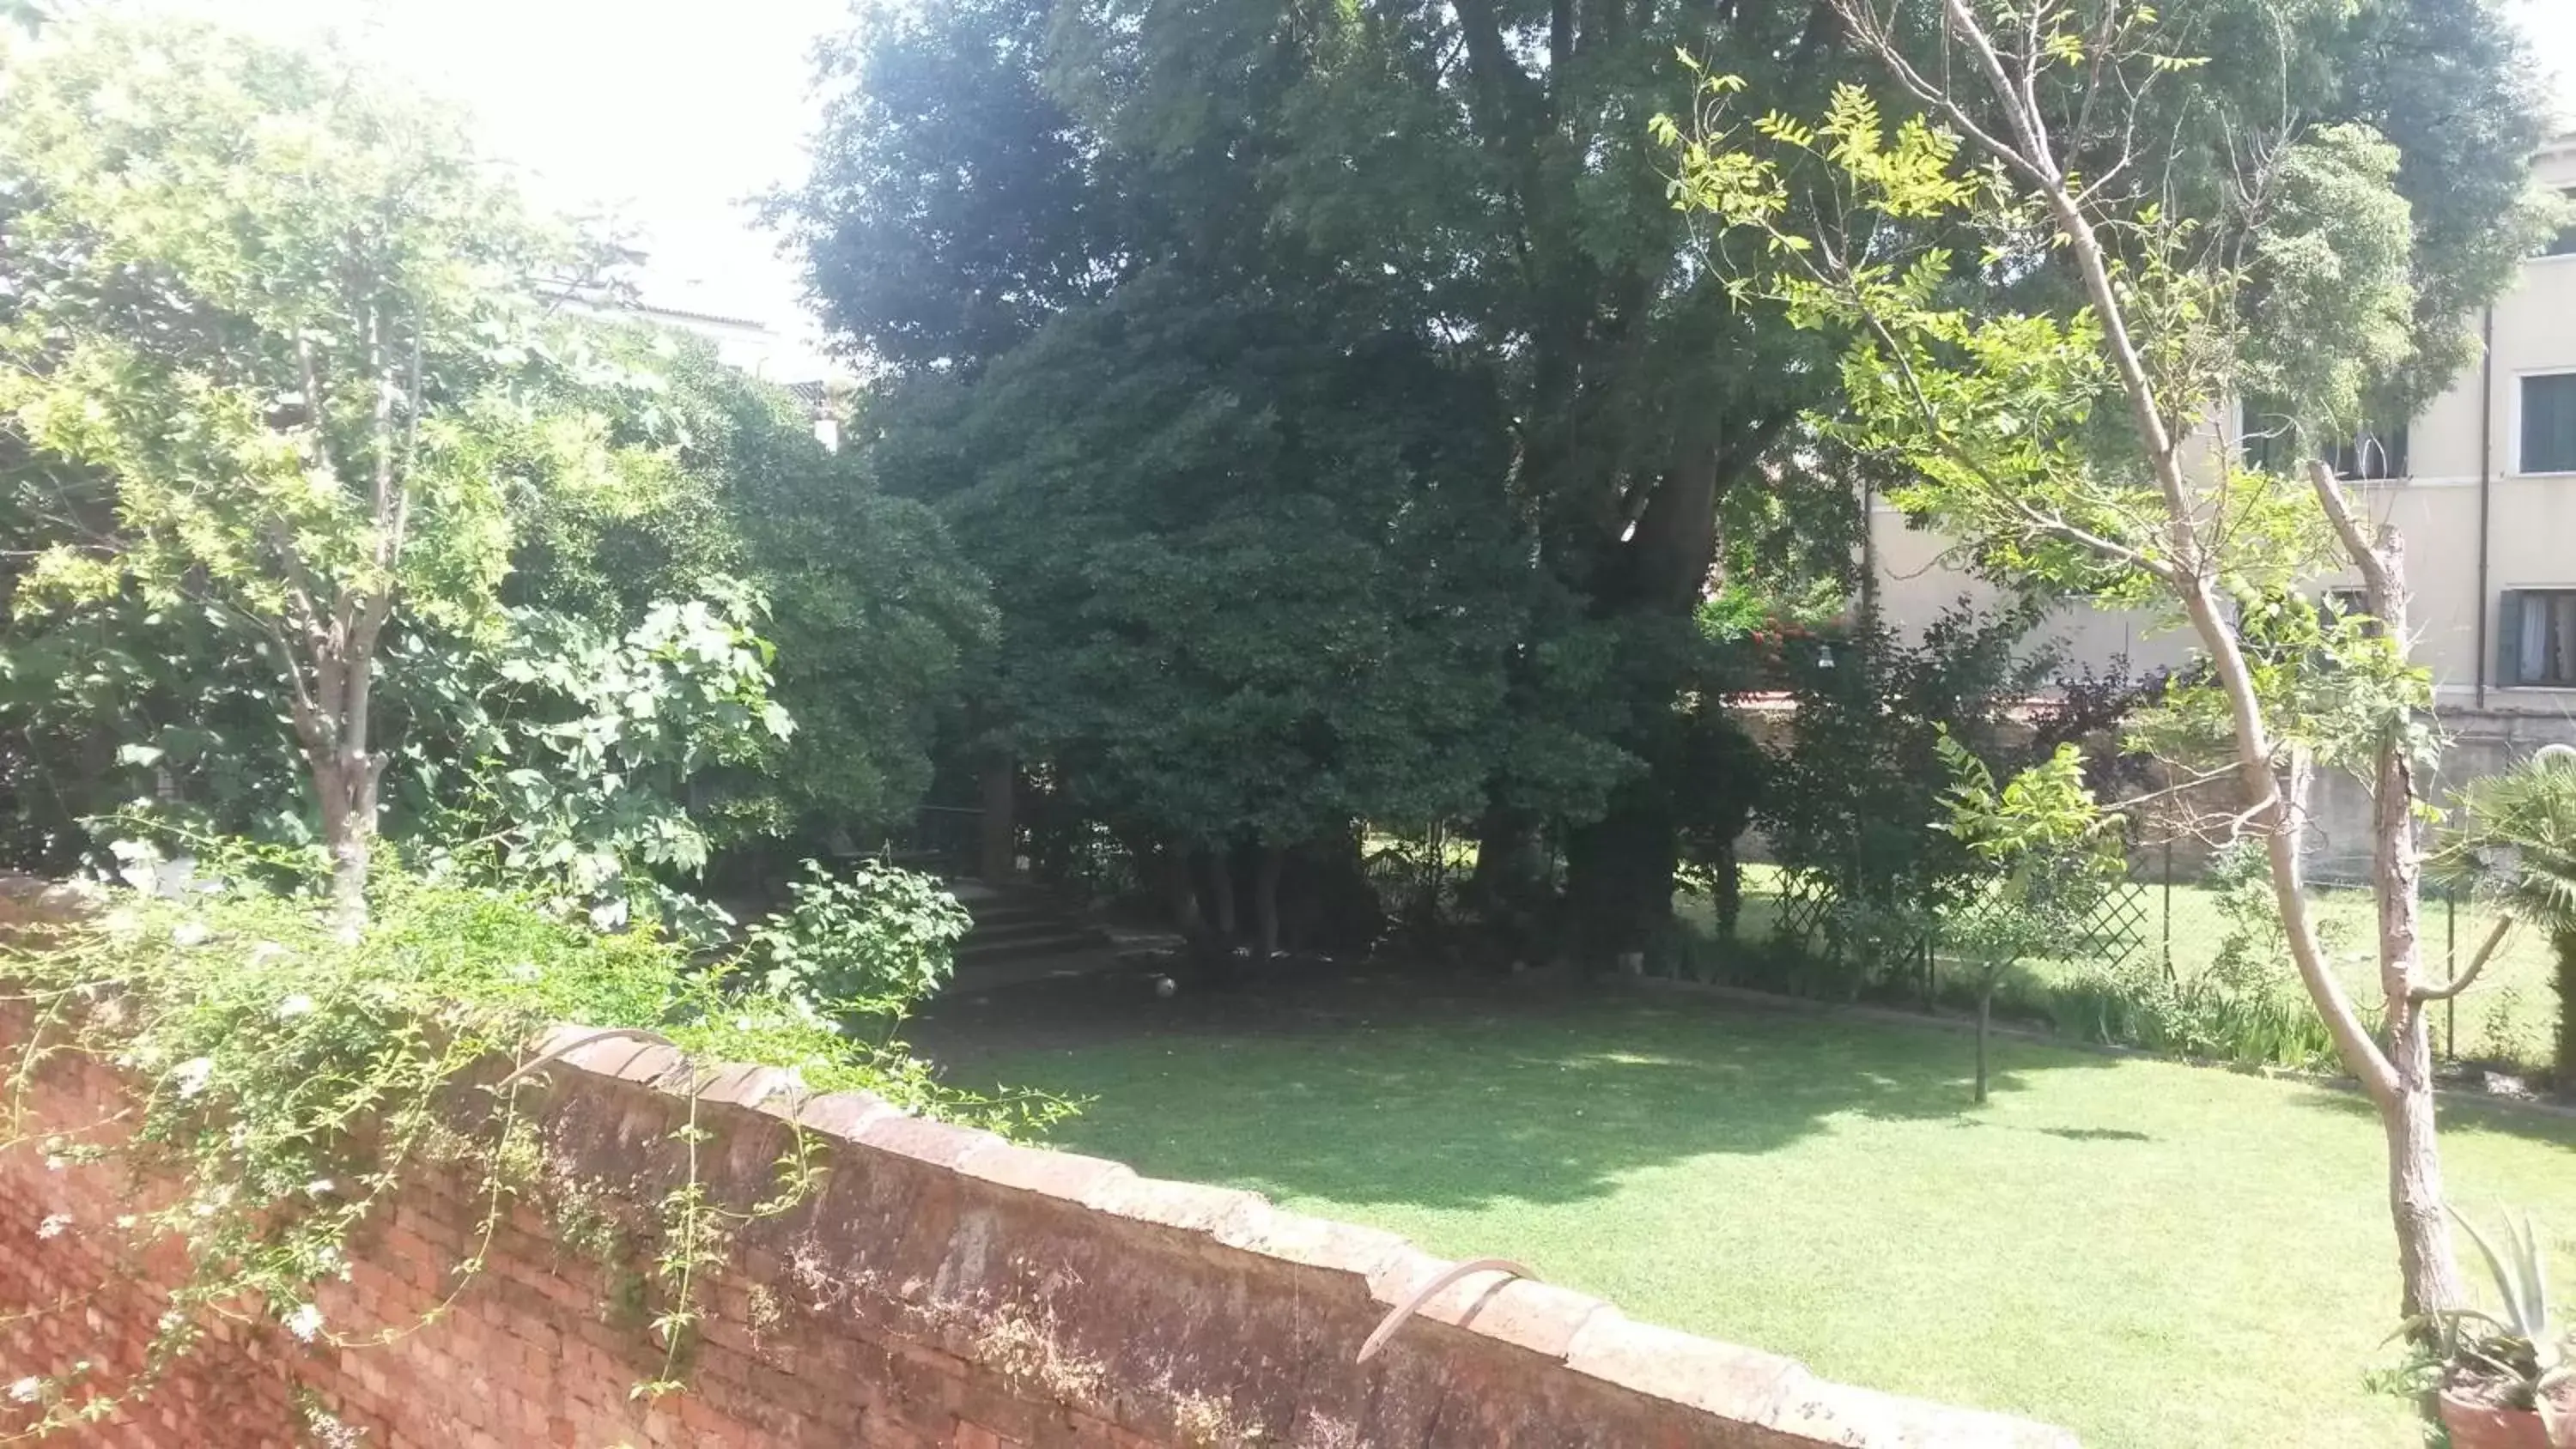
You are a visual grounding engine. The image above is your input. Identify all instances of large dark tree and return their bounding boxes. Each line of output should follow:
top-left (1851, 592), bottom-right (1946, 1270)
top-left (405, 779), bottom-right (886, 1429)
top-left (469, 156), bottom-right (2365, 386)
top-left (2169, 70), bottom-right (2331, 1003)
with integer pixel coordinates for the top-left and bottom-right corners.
top-left (780, 0), bottom-right (2549, 958)
top-left (785, 0), bottom-right (1859, 955)
top-left (874, 276), bottom-right (1632, 952)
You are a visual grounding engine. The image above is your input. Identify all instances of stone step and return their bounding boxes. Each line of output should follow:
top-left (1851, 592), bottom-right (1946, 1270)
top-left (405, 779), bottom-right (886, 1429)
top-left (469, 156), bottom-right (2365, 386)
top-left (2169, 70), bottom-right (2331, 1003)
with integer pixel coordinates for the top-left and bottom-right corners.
top-left (945, 948), bottom-right (1134, 994)
top-left (942, 880), bottom-right (1115, 974)
top-left (957, 929), bottom-right (1113, 967)
top-left (962, 915), bottom-right (1102, 947)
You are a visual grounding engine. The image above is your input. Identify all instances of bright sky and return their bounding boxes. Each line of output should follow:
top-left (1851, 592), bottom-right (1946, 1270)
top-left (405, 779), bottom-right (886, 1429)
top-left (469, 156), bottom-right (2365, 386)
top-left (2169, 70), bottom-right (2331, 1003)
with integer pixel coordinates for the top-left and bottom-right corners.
top-left (109, 0), bottom-right (2576, 374)
top-left (2516, 0), bottom-right (2576, 117)
top-left (134, 0), bottom-right (852, 375)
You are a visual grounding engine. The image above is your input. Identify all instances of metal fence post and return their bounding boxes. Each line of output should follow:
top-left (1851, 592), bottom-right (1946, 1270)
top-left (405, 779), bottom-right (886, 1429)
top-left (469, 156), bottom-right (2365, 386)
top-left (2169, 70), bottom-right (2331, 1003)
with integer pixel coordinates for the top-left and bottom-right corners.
top-left (2160, 838), bottom-right (2175, 980)
top-left (2445, 888), bottom-right (2458, 1062)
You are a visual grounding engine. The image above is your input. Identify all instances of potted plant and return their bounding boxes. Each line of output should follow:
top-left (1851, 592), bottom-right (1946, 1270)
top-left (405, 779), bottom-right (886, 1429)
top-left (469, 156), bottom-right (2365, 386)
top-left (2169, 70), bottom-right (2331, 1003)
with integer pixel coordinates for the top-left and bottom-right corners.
top-left (2413, 1211), bottom-right (2574, 1448)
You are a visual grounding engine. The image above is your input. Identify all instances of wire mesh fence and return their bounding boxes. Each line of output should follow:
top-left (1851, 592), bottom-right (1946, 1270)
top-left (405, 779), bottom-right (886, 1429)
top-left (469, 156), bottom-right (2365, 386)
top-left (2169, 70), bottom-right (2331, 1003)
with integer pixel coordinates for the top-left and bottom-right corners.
top-left (1733, 843), bottom-right (2557, 1070)
top-left (1237, 818), bottom-right (2555, 1071)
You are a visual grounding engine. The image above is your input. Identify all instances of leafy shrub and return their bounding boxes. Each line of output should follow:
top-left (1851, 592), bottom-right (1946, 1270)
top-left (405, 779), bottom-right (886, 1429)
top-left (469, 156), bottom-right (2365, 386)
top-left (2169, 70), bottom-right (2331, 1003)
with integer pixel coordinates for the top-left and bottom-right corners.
top-left (0, 843), bottom-right (1062, 1429)
top-left (2480, 985), bottom-right (2544, 1067)
top-left (2050, 960), bottom-right (2336, 1068)
top-left (744, 860), bottom-right (972, 1028)
top-left (1752, 601), bottom-right (2054, 995)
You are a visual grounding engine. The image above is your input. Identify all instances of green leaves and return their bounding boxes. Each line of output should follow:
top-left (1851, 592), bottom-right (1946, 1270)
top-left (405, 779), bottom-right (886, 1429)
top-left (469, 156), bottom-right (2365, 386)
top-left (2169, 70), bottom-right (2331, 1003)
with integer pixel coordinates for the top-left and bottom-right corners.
top-left (1935, 727), bottom-right (2122, 972)
top-left (506, 335), bottom-right (993, 843)
top-left (742, 860), bottom-right (971, 1030)
top-left (1656, 4), bottom-right (2466, 797)
top-left (2235, 124), bottom-right (2419, 435)
top-left (2433, 753), bottom-right (2576, 935)
top-left (891, 280), bottom-right (1607, 852)
top-left (0, 15), bottom-right (593, 901)
top-left (0, 21), bottom-right (947, 907)
top-left (434, 585), bottom-right (793, 937)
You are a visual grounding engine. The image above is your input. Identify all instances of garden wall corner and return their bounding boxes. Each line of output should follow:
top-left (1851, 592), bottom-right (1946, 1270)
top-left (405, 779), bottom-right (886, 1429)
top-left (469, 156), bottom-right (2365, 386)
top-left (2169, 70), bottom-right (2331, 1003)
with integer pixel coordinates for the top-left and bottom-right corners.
top-left (0, 881), bottom-right (2078, 1447)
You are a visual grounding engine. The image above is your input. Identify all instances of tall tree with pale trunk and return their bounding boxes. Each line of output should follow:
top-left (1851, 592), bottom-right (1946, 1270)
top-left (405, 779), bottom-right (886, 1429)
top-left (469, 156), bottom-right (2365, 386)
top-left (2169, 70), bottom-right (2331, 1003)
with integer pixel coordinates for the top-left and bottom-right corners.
top-left (1662, 0), bottom-right (2553, 1319)
top-left (0, 18), bottom-right (620, 920)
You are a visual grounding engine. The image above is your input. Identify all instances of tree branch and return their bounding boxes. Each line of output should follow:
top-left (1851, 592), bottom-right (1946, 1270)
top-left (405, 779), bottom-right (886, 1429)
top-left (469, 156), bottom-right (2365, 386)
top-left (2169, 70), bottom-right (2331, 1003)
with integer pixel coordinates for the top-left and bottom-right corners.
top-left (368, 300), bottom-right (394, 536)
top-left (353, 316), bottom-right (422, 656)
top-left (2412, 918), bottom-right (2512, 1003)
top-left (295, 333), bottom-right (340, 485)
top-left (1832, 1), bottom-right (2053, 190)
top-left (264, 621), bottom-right (330, 758)
top-left (2307, 458), bottom-right (2392, 591)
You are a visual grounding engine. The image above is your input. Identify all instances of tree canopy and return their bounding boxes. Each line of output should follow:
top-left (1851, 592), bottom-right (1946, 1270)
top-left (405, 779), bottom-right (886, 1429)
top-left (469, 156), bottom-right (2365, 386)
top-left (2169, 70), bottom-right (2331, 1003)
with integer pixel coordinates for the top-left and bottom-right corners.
top-left (781, 0), bottom-right (2548, 958)
top-left (1664, 0), bottom-right (2549, 1325)
top-left (0, 17), bottom-right (986, 927)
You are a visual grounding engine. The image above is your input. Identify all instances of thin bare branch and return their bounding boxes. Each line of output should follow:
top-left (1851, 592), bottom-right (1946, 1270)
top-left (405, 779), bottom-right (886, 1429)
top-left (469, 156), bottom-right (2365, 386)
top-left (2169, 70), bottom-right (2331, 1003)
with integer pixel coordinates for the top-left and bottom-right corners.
top-left (1832, 0), bottom-right (2051, 187)
top-left (2413, 918), bottom-right (2513, 1003)
top-left (294, 333), bottom-right (339, 484)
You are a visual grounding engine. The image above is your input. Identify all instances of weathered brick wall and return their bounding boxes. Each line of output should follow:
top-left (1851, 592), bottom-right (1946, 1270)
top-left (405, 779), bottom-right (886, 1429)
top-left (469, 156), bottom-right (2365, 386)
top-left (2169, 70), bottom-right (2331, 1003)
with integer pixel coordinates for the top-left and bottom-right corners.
top-left (0, 915), bottom-right (2076, 1448)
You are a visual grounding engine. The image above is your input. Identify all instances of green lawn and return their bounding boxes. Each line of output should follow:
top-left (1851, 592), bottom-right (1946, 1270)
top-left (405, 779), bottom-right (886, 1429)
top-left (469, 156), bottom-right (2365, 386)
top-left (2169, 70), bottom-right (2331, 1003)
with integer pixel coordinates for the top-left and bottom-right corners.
top-left (968, 990), bottom-right (2576, 1449)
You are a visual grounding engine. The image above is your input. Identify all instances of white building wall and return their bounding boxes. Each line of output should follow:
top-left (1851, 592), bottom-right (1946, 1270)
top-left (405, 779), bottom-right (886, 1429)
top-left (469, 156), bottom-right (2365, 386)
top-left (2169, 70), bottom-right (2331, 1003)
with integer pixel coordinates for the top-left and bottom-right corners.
top-left (1871, 138), bottom-right (2576, 731)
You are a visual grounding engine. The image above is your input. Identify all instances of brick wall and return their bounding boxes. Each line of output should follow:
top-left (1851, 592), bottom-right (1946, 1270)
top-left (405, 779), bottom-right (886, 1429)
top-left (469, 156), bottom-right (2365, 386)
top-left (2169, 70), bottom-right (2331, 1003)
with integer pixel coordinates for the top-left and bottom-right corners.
top-left (0, 919), bottom-right (2075, 1448)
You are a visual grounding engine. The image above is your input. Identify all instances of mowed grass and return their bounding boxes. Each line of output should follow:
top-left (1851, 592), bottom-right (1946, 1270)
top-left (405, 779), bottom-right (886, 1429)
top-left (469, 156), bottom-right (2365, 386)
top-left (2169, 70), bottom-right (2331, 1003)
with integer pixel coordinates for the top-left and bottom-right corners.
top-left (969, 991), bottom-right (2576, 1449)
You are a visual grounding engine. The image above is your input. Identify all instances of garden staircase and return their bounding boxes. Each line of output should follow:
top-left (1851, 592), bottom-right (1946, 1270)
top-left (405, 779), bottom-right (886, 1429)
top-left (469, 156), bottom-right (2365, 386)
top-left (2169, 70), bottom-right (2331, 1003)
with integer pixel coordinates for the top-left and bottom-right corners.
top-left (945, 880), bottom-right (1125, 990)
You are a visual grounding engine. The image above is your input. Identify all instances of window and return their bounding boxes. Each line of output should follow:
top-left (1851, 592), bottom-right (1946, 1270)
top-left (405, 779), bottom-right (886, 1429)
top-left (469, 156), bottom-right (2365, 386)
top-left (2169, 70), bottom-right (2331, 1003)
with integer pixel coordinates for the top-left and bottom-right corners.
top-left (2240, 400), bottom-right (2407, 480)
top-left (2520, 373), bottom-right (2576, 474)
top-left (2501, 591), bottom-right (2576, 688)
top-left (2545, 189), bottom-right (2576, 258)
top-left (2324, 427), bottom-right (2406, 482)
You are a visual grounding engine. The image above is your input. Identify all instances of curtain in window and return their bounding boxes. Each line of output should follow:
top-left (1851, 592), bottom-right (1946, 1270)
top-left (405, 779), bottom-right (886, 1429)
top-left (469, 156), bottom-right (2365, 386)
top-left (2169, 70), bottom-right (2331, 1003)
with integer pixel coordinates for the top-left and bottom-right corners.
top-left (2523, 594), bottom-right (2553, 685)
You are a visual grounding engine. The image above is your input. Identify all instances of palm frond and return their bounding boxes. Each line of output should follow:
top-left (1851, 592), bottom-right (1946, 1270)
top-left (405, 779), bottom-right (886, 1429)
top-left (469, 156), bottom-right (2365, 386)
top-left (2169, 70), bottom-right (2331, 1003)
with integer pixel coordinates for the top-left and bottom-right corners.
top-left (2436, 760), bottom-right (2576, 933)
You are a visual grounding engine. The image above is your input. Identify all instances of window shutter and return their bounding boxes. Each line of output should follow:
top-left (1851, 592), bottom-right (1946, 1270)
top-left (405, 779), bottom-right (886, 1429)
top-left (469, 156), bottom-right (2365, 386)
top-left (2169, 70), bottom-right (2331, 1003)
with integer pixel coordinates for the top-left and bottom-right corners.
top-left (2524, 376), bottom-right (2576, 473)
top-left (2500, 591), bottom-right (2528, 686)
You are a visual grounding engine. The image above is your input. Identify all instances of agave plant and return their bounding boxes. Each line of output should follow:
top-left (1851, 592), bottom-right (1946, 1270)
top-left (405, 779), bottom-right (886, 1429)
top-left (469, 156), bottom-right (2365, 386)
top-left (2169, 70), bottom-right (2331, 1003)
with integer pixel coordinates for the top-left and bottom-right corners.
top-left (2418, 1210), bottom-right (2573, 1415)
top-left (2433, 748), bottom-right (2576, 1082)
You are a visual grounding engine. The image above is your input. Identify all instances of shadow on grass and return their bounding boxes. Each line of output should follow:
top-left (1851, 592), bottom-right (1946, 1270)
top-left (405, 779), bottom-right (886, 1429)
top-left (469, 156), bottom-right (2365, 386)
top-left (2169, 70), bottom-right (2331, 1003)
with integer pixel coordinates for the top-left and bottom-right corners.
top-left (917, 969), bottom-right (2129, 1210)
top-left (2286, 1075), bottom-right (2576, 1152)
top-left (2035, 1125), bottom-right (2154, 1143)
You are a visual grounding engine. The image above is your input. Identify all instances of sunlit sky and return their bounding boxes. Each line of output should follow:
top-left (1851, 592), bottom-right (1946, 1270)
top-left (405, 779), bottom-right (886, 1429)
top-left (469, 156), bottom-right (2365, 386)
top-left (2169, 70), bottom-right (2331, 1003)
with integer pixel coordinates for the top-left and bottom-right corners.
top-left (115, 0), bottom-right (2576, 377)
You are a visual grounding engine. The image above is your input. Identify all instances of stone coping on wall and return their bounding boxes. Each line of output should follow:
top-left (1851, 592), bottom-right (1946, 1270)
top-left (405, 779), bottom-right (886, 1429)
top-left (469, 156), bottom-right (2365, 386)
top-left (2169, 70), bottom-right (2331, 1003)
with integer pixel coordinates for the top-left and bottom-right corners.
top-left (519, 1022), bottom-right (2075, 1447)
top-left (0, 873), bottom-right (2078, 1446)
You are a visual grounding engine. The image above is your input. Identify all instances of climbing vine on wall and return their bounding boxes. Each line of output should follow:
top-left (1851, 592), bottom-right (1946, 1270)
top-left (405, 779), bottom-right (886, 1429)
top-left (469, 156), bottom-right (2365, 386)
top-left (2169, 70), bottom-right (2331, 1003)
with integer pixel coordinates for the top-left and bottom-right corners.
top-left (0, 841), bottom-right (1066, 1434)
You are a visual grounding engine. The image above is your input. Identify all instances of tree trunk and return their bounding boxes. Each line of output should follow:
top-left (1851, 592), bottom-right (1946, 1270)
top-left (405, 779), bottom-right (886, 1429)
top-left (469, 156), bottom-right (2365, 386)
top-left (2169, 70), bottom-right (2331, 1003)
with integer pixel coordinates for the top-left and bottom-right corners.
top-left (1710, 840), bottom-right (1743, 941)
top-left (317, 758), bottom-right (372, 931)
top-left (1207, 845), bottom-right (1238, 941)
top-left (978, 754), bottom-right (1017, 882)
top-left (2354, 521), bottom-right (2467, 1319)
top-left (2384, 992), bottom-right (2465, 1318)
top-left (1253, 843), bottom-right (1284, 961)
top-left (1562, 791), bottom-right (1678, 965)
top-left (2554, 927), bottom-right (2576, 1088)
top-left (1163, 841), bottom-right (1206, 937)
top-left (308, 667), bottom-right (377, 933)
top-left (1470, 801), bottom-right (1549, 959)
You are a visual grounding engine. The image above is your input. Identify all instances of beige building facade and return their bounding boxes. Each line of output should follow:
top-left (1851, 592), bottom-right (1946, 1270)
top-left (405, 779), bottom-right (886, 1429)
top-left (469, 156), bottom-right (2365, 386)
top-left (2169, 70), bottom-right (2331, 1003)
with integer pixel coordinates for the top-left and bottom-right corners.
top-left (1871, 136), bottom-right (2576, 815)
